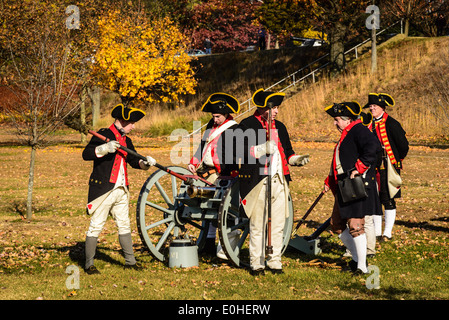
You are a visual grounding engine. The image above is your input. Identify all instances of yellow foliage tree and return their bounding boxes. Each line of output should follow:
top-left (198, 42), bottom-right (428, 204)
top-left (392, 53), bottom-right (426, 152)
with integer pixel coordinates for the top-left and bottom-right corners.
top-left (91, 10), bottom-right (197, 106)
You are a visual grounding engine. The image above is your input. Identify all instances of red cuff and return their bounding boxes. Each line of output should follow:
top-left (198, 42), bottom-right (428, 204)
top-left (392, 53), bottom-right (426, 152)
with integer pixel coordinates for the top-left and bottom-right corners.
top-left (324, 176), bottom-right (330, 187)
top-left (355, 159), bottom-right (368, 174)
top-left (190, 157), bottom-right (200, 166)
top-left (250, 146), bottom-right (256, 158)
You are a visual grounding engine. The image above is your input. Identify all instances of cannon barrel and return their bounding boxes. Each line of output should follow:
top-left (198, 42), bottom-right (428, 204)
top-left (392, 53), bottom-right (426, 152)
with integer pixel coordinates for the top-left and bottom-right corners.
top-left (187, 185), bottom-right (217, 198)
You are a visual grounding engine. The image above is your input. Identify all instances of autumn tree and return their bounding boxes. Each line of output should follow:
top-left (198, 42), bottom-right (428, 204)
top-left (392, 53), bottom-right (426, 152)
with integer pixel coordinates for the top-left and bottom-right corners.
top-left (90, 8), bottom-right (197, 107)
top-left (309, 0), bottom-right (371, 75)
top-left (381, 0), bottom-right (449, 36)
top-left (186, 0), bottom-right (260, 53)
top-left (254, 0), bottom-right (313, 48)
top-left (0, 0), bottom-right (89, 219)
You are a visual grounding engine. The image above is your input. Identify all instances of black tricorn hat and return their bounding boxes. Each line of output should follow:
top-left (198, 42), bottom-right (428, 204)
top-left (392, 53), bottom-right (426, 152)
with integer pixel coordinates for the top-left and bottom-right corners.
top-left (111, 104), bottom-right (146, 122)
top-left (325, 101), bottom-right (362, 119)
top-left (360, 111), bottom-right (373, 127)
top-left (252, 88), bottom-right (285, 108)
top-left (364, 93), bottom-right (395, 109)
top-left (201, 92), bottom-right (240, 114)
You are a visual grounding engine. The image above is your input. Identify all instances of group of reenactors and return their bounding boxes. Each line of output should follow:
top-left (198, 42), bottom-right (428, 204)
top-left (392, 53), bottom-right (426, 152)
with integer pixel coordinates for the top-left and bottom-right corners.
top-left (81, 89), bottom-right (408, 276)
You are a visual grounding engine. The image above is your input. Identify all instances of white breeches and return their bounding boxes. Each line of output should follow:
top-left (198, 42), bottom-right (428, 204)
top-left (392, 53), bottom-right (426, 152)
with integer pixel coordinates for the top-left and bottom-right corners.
top-left (249, 174), bottom-right (286, 270)
top-left (86, 187), bottom-right (131, 238)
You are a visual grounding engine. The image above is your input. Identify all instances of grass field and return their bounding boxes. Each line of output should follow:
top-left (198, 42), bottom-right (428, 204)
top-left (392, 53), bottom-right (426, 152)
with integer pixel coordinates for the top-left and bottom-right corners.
top-left (1, 134), bottom-right (448, 302)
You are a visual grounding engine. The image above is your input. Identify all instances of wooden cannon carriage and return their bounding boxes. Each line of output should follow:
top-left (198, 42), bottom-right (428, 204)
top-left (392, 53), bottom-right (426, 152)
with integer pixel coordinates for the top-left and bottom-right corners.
top-left (136, 166), bottom-right (294, 267)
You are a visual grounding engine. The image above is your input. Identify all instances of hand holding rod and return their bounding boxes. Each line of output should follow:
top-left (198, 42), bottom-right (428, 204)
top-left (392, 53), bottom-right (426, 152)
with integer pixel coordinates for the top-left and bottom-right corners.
top-left (88, 130), bottom-right (214, 186)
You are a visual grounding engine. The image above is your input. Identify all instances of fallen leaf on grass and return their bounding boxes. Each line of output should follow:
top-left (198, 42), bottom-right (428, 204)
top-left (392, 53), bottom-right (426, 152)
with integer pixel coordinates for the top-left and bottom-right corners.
top-left (304, 258), bottom-right (341, 269)
top-left (68, 290), bottom-right (77, 297)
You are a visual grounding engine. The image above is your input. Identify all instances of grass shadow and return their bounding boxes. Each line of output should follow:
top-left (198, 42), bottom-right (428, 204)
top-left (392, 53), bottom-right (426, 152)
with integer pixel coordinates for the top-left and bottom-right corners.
top-left (395, 219), bottom-right (449, 233)
top-left (42, 241), bottom-right (127, 269)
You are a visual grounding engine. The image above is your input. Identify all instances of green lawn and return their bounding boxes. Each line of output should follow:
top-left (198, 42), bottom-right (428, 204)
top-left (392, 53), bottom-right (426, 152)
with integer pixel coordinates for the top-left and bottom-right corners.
top-left (1, 141), bottom-right (448, 301)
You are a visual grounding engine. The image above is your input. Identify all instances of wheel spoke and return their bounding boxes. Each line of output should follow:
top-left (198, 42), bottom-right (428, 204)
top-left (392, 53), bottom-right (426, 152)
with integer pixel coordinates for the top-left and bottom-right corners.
top-left (155, 180), bottom-right (173, 206)
top-left (237, 228), bottom-right (249, 249)
top-left (145, 216), bottom-right (173, 231)
top-left (228, 219), bottom-right (247, 232)
top-left (171, 175), bottom-right (177, 202)
top-left (137, 166), bottom-right (220, 262)
top-left (146, 201), bottom-right (173, 215)
top-left (155, 221), bottom-right (175, 251)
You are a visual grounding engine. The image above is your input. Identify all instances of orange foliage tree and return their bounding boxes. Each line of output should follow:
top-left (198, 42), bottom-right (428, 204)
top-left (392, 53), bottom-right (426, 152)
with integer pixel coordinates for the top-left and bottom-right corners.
top-left (90, 9), bottom-right (197, 107)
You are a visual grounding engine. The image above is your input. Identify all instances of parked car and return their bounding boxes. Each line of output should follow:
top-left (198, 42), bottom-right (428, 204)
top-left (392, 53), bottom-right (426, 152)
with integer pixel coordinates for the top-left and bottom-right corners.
top-left (241, 45), bottom-right (256, 52)
top-left (187, 49), bottom-right (207, 56)
top-left (287, 36), bottom-right (326, 47)
top-left (299, 38), bottom-right (326, 47)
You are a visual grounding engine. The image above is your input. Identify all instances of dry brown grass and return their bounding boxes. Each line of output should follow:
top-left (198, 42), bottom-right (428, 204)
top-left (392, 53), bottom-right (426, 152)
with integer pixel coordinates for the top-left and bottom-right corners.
top-left (85, 36), bottom-right (449, 145)
top-left (277, 36), bottom-right (449, 144)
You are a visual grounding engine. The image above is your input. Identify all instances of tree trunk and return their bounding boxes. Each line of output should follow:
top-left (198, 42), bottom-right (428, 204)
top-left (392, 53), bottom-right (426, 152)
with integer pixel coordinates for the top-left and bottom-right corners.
top-left (371, 25), bottom-right (377, 73)
top-left (404, 2), bottom-right (411, 37)
top-left (80, 85), bottom-right (87, 144)
top-left (88, 86), bottom-right (101, 127)
top-left (329, 22), bottom-right (347, 77)
top-left (404, 18), bottom-right (410, 37)
top-left (26, 145), bottom-right (37, 220)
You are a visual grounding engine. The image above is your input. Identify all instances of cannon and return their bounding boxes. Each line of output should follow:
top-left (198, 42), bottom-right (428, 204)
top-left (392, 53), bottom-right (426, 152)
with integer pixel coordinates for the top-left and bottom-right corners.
top-left (135, 166), bottom-right (294, 268)
top-left (86, 130), bottom-right (295, 268)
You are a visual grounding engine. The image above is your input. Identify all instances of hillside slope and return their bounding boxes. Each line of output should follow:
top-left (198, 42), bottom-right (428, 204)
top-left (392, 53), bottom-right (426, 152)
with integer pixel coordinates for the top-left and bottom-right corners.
top-left (277, 36), bottom-right (449, 146)
top-left (142, 36), bottom-right (449, 146)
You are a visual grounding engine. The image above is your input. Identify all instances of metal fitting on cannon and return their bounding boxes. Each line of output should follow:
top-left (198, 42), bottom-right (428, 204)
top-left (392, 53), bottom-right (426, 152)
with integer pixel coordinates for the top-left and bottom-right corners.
top-left (187, 185), bottom-right (217, 198)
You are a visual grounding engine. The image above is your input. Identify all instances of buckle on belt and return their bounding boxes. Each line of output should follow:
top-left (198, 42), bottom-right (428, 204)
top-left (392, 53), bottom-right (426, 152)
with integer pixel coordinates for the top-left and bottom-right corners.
top-left (197, 167), bottom-right (217, 179)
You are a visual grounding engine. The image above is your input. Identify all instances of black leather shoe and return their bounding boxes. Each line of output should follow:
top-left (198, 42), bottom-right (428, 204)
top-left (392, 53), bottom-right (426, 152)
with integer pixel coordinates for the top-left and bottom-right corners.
top-left (124, 262), bottom-right (144, 270)
top-left (353, 268), bottom-right (369, 276)
top-left (348, 259), bottom-right (358, 272)
top-left (85, 265), bottom-right (100, 275)
top-left (249, 268), bottom-right (265, 276)
top-left (268, 268), bottom-right (284, 275)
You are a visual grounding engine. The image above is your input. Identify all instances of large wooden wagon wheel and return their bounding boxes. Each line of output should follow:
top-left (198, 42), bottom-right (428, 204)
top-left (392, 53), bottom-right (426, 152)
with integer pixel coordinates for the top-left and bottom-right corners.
top-left (217, 180), bottom-right (294, 268)
top-left (136, 166), bottom-right (208, 262)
